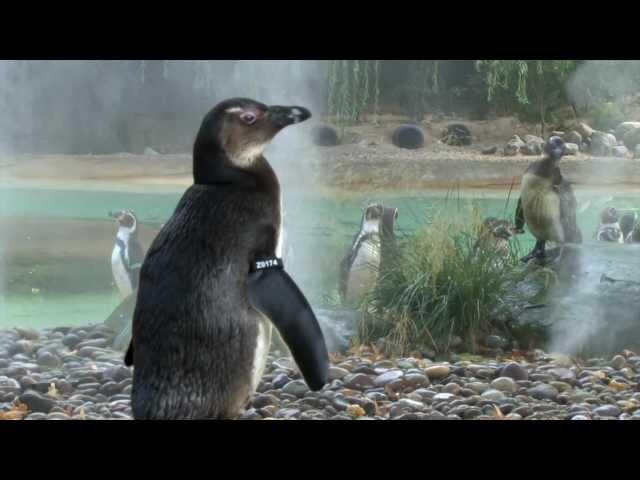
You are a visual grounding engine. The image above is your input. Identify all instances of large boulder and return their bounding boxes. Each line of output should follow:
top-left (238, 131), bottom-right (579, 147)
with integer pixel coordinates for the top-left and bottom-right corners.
top-left (622, 126), bottom-right (640, 151)
top-left (564, 130), bottom-right (583, 145)
top-left (576, 122), bottom-right (595, 140)
top-left (612, 145), bottom-right (629, 158)
top-left (614, 121), bottom-right (640, 141)
top-left (517, 243), bottom-right (640, 356)
top-left (563, 143), bottom-right (579, 156)
top-left (590, 131), bottom-right (617, 156)
top-left (521, 135), bottom-right (544, 156)
top-left (504, 135), bottom-right (525, 156)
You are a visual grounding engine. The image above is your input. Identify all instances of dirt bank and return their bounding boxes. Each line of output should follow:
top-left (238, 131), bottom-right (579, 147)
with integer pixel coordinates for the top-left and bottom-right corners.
top-left (2, 116), bottom-right (640, 191)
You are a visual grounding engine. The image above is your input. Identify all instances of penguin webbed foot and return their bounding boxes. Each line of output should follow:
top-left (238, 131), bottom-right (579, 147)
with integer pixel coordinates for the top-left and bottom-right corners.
top-left (520, 242), bottom-right (546, 264)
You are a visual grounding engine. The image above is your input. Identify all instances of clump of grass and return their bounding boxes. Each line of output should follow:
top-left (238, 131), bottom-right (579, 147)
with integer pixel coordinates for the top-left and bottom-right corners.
top-left (357, 206), bottom-right (539, 356)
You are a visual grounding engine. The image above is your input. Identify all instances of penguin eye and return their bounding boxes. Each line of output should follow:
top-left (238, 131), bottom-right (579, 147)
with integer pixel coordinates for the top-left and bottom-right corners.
top-left (240, 112), bottom-right (257, 125)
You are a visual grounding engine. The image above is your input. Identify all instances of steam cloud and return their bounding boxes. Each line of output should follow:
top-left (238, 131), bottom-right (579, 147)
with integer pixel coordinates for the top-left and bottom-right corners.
top-left (542, 60), bottom-right (640, 355)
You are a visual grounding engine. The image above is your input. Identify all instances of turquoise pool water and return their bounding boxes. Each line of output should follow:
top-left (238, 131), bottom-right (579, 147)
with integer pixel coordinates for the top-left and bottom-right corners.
top-left (1, 183), bottom-right (638, 329)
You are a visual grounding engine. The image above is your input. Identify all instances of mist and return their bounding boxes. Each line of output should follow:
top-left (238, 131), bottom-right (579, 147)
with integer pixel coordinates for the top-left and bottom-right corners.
top-left (540, 60), bottom-right (640, 356)
top-left (0, 59), bottom-right (337, 341)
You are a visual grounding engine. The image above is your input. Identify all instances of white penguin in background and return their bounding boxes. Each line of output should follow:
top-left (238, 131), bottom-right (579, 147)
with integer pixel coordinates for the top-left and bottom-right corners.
top-left (109, 210), bottom-right (145, 298)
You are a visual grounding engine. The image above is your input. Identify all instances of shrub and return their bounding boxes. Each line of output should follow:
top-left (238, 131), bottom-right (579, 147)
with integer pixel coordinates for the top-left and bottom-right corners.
top-left (356, 206), bottom-right (546, 356)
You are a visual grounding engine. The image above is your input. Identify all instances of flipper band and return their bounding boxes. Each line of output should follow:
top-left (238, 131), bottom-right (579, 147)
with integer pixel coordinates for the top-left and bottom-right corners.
top-left (251, 257), bottom-right (284, 272)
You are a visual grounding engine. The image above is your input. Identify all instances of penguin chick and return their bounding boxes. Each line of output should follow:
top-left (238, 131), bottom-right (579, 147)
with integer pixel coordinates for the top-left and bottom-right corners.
top-left (125, 98), bottom-right (329, 420)
top-left (515, 136), bottom-right (582, 263)
top-left (475, 217), bottom-right (517, 254)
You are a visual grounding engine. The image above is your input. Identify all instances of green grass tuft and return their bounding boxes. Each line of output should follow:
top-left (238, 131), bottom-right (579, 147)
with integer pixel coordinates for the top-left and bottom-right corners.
top-left (356, 204), bottom-right (547, 356)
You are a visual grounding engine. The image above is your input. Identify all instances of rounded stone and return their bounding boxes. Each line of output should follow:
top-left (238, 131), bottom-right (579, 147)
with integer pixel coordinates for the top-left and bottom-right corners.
top-left (480, 389), bottom-right (506, 402)
top-left (443, 382), bottom-right (461, 395)
top-left (500, 362), bottom-right (529, 381)
top-left (490, 377), bottom-right (517, 393)
top-left (282, 380), bottom-right (309, 398)
top-left (18, 390), bottom-right (56, 413)
top-left (527, 383), bottom-right (559, 400)
top-left (593, 405), bottom-right (621, 417)
top-left (373, 370), bottom-right (404, 387)
top-left (328, 366), bottom-right (349, 380)
top-left (36, 351), bottom-right (60, 368)
top-left (424, 365), bottom-right (450, 381)
top-left (271, 373), bottom-right (290, 389)
top-left (610, 355), bottom-right (626, 370)
top-left (343, 373), bottom-right (375, 391)
top-left (404, 373), bottom-right (429, 389)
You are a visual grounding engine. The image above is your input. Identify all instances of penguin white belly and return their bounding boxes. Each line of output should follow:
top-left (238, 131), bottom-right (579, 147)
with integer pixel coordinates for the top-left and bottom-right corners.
top-left (276, 194), bottom-right (284, 258)
top-left (250, 313), bottom-right (273, 393)
top-left (346, 239), bottom-right (381, 302)
top-left (521, 174), bottom-right (564, 243)
top-left (111, 247), bottom-right (133, 298)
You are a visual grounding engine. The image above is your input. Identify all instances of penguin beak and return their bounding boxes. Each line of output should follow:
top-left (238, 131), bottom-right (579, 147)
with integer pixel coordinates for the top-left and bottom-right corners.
top-left (266, 105), bottom-right (312, 128)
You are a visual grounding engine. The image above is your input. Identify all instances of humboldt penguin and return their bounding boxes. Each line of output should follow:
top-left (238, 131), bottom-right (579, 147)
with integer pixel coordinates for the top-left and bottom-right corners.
top-left (125, 98), bottom-right (329, 419)
top-left (515, 136), bottom-right (582, 262)
top-left (339, 203), bottom-right (398, 304)
top-left (595, 207), bottom-right (624, 243)
top-left (109, 210), bottom-right (145, 298)
top-left (620, 211), bottom-right (637, 243)
top-left (474, 217), bottom-right (517, 255)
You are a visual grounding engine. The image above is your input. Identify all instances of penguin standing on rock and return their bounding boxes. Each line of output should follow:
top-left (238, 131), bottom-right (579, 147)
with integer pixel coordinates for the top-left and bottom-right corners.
top-left (109, 210), bottom-right (145, 298)
top-left (595, 207), bottom-right (624, 243)
top-left (515, 136), bottom-right (582, 263)
top-left (125, 98), bottom-right (329, 419)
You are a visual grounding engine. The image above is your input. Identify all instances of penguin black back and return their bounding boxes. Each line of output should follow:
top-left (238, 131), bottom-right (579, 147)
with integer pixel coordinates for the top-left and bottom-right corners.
top-left (127, 98), bottom-right (328, 419)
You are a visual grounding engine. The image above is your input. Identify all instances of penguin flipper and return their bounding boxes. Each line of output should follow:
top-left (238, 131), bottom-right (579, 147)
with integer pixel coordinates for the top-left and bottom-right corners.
top-left (515, 197), bottom-right (525, 232)
top-left (124, 342), bottom-right (133, 366)
top-left (248, 265), bottom-right (329, 391)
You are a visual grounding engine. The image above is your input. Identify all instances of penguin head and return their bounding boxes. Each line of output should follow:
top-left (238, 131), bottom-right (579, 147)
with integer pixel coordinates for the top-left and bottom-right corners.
top-left (193, 98), bottom-right (311, 184)
top-left (600, 207), bottom-right (619, 224)
top-left (544, 136), bottom-right (565, 161)
top-left (361, 204), bottom-right (384, 234)
top-left (481, 217), bottom-right (515, 241)
top-left (109, 210), bottom-right (137, 232)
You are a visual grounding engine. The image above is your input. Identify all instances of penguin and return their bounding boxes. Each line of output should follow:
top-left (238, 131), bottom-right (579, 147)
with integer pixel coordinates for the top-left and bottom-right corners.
top-left (628, 221), bottom-right (640, 243)
top-left (339, 203), bottom-right (399, 304)
top-left (515, 136), bottom-right (582, 263)
top-left (109, 210), bottom-right (145, 298)
top-left (474, 217), bottom-right (517, 254)
top-left (124, 98), bottom-right (329, 419)
top-left (620, 211), bottom-right (637, 243)
top-left (595, 207), bottom-right (624, 243)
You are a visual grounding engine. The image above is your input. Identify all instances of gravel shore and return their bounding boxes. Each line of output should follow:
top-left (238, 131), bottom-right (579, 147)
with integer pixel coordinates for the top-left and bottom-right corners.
top-left (1, 325), bottom-right (639, 420)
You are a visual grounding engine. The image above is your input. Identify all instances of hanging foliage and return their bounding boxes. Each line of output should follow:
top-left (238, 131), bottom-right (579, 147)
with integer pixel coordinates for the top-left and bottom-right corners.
top-left (327, 60), bottom-right (380, 128)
